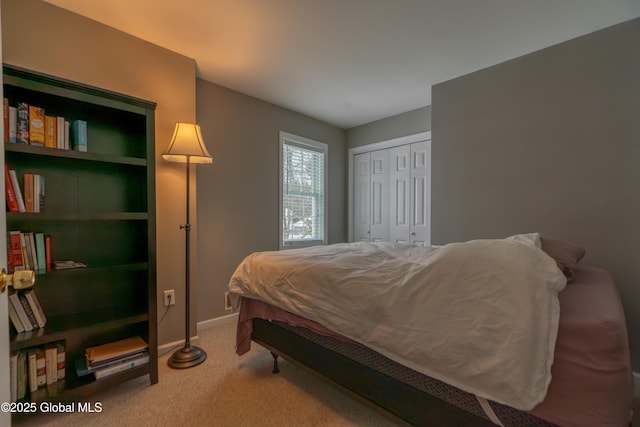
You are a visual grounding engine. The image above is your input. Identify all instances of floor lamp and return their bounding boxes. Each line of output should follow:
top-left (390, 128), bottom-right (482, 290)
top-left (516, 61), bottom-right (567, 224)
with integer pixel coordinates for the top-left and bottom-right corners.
top-left (163, 122), bottom-right (212, 369)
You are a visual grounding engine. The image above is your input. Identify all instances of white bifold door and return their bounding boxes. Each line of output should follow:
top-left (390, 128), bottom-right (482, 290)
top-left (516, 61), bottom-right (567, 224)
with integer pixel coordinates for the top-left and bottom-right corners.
top-left (353, 139), bottom-right (430, 246)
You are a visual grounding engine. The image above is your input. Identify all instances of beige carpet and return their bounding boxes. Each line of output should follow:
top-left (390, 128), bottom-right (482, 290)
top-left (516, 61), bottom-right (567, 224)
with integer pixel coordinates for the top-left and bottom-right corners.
top-left (13, 321), bottom-right (397, 427)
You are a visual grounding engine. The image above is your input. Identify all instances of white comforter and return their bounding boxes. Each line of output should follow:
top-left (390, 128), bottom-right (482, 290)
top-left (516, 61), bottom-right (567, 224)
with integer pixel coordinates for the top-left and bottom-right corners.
top-left (228, 233), bottom-right (566, 410)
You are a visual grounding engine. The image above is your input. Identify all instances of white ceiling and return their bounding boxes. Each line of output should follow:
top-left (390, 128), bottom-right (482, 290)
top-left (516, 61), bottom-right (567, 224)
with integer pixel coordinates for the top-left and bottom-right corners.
top-left (43, 0), bottom-right (640, 129)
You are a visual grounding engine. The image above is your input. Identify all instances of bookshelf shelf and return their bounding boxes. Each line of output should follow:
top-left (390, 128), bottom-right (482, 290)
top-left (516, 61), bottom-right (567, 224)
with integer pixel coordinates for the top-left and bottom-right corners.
top-left (4, 64), bottom-right (157, 406)
top-left (5, 143), bottom-right (147, 166)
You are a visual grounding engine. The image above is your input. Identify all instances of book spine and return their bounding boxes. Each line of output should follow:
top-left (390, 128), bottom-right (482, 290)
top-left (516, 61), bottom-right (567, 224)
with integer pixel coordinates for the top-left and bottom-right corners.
top-left (18, 292), bottom-right (38, 329)
top-left (28, 105), bottom-right (45, 146)
top-left (44, 115), bottom-right (57, 148)
top-left (56, 342), bottom-right (66, 379)
top-left (9, 231), bottom-right (24, 271)
top-left (10, 352), bottom-right (17, 402)
top-left (38, 175), bottom-right (45, 211)
top-left (36, 349), bottom-right (46, 387)
top-left (64, 120), bottom-right (70, 150)
top-left (45, 235), bottom-right (52, 271)
top-left (33, 175), bottom-right (40, 213)
top-left (8, 301), bottom-right (25, 333)
top-left (27, 350), bottom-right (38, 392)
top-left (17, 352), bottom-right (26, 400)
top-left (16, 102), bottom-right (29, 144)
top-left (19, 232), bottom-right (30, 270)
top-left (24, 289), bottom-right (46, 328)
top-left (23, 173), bottom-right (34, 213)
top-left (8, 106), bottom-right (17, 143)
top-left (4, 164), bottom-right (19, 212)
top-left (45, 346), bottom-right (57, 385)
top-left (5, 235), bottom-right (13, 274)
top-left (27, 232), bottom-right (38, 271)
top-left (72, 120), bottom-right (88, 152)
top-left (35, 233), bottom-right (47, 273)
top-left (56, 117), bottom-right (65, 149)
top-left (8, 170), bottom-right (26, 212)
top-left (3, 98), bottom-right (8, 144)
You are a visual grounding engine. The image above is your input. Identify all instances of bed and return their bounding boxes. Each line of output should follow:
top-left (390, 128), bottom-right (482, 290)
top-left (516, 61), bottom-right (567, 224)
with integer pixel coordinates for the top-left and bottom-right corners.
top-left (228, 234), bottom-right (633, 427)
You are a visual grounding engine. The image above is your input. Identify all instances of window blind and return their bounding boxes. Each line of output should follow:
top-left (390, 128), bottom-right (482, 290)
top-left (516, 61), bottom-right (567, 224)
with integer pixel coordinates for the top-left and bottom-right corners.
top-left (281, 136), bottom-right (326, 246)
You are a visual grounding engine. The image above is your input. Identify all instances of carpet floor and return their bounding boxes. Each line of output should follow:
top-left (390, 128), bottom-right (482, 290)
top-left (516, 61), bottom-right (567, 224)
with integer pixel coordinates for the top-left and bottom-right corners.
top-left (13, 321), bottom-right (397, 427)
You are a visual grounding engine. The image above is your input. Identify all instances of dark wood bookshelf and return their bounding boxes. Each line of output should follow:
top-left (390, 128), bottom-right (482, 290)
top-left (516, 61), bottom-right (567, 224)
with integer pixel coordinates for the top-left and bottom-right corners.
top-left (4, 64), bottom-right (158, 408)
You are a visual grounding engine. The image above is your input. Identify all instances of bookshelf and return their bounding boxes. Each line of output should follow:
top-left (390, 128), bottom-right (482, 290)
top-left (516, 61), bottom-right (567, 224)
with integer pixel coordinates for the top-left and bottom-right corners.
top-left (3, 64), bottom-right (157, 404)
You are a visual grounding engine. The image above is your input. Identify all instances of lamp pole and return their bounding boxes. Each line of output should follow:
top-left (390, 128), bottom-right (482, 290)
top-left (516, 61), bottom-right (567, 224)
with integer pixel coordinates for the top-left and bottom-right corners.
top-left (168, 155), bottom-right (207, 368)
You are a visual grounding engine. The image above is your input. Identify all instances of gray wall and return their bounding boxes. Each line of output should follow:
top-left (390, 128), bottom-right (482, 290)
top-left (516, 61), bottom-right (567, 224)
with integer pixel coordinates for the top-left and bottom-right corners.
top-left (431, 18), bottom-right (640, 370)
top-left (346, 106), bottom-right (431, 149)
top-left (196, 78), bottom-right (346, 321)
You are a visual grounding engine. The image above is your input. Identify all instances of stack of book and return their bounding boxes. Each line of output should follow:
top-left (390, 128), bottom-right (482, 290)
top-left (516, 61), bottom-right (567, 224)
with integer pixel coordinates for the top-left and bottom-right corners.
top-left (8, 288), bottom-right (46, 334)
top-left (10, 341), bottom-right (65, 401)
top-left (77, 336), bottom-right (149, 380)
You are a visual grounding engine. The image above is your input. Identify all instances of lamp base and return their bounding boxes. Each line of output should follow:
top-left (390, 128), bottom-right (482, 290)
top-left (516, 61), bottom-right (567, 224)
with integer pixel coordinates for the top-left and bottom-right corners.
top-left (167, 344), bottom-right (207, 369)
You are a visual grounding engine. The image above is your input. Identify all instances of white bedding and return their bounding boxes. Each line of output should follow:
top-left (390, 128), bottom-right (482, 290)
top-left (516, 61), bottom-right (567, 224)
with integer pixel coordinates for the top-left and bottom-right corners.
top-left (228, 233), bottom-right (567, 410)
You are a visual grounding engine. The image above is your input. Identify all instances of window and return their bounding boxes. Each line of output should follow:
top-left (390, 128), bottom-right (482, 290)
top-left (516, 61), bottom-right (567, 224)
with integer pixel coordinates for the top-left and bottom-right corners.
top-left (279, 131), bottom-right (328, 249)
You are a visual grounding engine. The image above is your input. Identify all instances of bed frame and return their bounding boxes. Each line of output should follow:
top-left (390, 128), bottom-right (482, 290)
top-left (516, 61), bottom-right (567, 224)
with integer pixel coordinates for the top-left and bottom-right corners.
top-left (251, 318), bottom-right (498, 427)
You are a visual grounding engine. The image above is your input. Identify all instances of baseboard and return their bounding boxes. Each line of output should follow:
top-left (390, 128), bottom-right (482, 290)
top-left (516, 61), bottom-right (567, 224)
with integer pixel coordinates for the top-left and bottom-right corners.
top-left (197, 312), bottom-right (239, 331)
top-left (157, 314), bottom-right (238, 357)
top-left (633, 371), bottom-right (640, 398)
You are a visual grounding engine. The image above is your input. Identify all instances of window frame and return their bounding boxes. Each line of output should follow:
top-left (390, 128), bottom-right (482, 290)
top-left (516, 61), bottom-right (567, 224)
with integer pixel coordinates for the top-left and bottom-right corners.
top-left (279, 131), bottom-right (328, 249)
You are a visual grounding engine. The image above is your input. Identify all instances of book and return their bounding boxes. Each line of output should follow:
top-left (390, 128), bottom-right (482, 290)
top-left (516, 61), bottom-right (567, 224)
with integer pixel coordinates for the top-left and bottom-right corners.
top-left (37, 175), bottom-right (45, 211)
top-left (18, 292), bottom-right (39, 330)
top-left (36, 348), bottom-right (46, 387)
top-left (35, 232), bottom-right (47, 273)
top-left (3, 98), bottom-right (7, 143)
top-left (56, 116), bottom-right (65, 149)
top-left (25, 232), bottom-right (38, 272)
top-left (10, 352), bottom-right (17, 402)
top-left (45, 345), bottom-right (57, 385)
top-left (72, 120), bottom-right (87, 152)
top-left (53, 260), bottom-right (86, 270)
top-left (44, 115), bottom-right (57, 148)
top-left (28, 105), bottom-right (45, 146)
top-left (64, 120), bottom-right (70, 150)
top-left (27, 350), bottom-right (38, 392)
top-left (5, 234), bottom-right (14, 274)
top-left (94, 352), bottom-right (149, 380)
top-left (8, 301), bottom-right (25, 333)
top-left (45, 235), bottom-right (52, 271)
top-left (19, 232), bottom-right (30, 270)
top-left (33, 174), bottom-right (40, 212)
top-left (57, 342), bottom-right (66, 379)
top-left (17, 352), bottom-right (27, 400)
top-left (8, 169), bottom-right (26, 212)
top-left (9, 230), bottom-right (25, 271)
top-left (85, 336), bottom-right (148, 365)
top-left (5, 164), bottom-right (19, 212)
top-left (16, 102), bottom-right (29, 144)
top-left (23, 173), bottom-right (34, 212)
top-left (9, 290), bottom-right (33, 332)
top-left (24, 288), bottom-right (46, 328)
top-left (8, 106), bottom-right (17, 143)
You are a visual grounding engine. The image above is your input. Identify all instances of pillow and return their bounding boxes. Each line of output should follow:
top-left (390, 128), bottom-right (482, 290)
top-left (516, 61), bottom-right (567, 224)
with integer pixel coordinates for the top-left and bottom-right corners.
top-left (540, 237), bottom-right (586, 282)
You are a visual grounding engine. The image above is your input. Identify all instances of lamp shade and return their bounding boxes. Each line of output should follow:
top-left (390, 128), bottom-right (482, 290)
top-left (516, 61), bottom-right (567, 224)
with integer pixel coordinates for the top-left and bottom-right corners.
top-left (162, 122), bottom-right (212, 164)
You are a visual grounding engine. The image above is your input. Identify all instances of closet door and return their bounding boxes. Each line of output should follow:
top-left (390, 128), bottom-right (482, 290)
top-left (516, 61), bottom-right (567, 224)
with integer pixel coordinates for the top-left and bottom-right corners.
top-left (410, 141), bottom-right (431, 246)
top-left (369, 150), bottom-right (389, 242)
top-left (353, 152), bottom-right (371, 241)
top-left (389, 144), bottom-right (411, 244)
